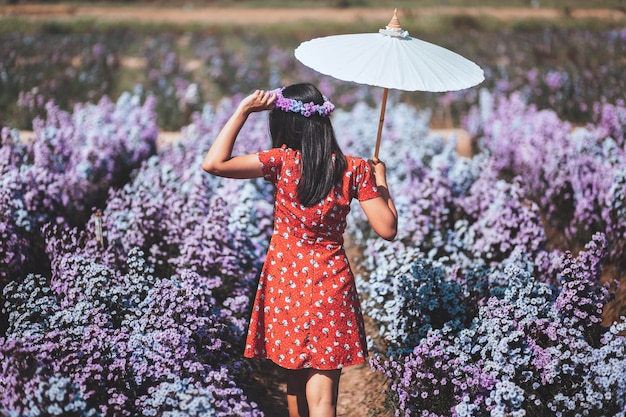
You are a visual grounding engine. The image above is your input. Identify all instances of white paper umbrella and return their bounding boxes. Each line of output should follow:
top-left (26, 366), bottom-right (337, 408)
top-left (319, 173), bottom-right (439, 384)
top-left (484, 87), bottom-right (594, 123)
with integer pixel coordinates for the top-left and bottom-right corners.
top-left (295, 9), bottom-right (485, 159)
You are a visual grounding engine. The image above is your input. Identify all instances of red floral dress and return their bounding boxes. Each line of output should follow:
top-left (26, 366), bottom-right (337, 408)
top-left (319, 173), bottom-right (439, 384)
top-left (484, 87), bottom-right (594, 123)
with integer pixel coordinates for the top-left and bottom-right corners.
top-left (244, 145), bottom-right (380, 370)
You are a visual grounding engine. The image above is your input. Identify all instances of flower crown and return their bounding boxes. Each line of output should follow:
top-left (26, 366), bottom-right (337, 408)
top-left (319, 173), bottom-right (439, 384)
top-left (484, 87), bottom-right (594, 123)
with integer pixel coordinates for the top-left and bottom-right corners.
top-left (271, 87), bottom-right (335, 117)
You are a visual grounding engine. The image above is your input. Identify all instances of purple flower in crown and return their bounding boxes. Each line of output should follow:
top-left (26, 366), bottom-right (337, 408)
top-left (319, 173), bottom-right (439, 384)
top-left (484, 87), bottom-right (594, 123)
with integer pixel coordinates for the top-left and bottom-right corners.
top-left (271, 87), bottom-right (335, 117)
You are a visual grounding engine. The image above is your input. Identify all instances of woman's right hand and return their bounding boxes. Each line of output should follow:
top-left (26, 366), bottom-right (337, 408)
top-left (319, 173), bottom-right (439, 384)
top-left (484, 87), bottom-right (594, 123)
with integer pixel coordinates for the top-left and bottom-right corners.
top-left (202, 89), bottom-right (274, 179)
top-left (239, 89), bottom-right (276, 115)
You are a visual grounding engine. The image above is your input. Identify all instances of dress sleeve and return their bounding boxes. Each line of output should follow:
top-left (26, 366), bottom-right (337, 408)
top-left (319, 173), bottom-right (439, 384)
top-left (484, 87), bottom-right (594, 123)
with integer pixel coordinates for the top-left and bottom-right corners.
top-left (355, 158), bottom-right (380, 201)
top-left (257, 146), bottom-right (285, 183)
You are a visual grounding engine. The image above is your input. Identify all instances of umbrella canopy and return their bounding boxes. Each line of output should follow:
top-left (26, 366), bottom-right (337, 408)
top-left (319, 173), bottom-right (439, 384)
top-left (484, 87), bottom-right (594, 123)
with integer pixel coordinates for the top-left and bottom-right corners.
top-left (294, 9), bottom-right (484, 158)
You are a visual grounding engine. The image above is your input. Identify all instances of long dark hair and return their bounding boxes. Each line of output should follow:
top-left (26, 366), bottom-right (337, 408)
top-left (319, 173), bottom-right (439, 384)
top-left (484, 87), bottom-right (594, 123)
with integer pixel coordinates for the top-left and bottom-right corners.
top-left (269, 83), bottom-right (347, 207)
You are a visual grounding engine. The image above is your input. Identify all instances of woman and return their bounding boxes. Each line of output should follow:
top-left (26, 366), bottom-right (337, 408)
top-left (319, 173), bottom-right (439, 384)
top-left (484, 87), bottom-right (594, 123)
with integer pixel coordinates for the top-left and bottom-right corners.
top-left (202, 83), bottom-right (397, 417)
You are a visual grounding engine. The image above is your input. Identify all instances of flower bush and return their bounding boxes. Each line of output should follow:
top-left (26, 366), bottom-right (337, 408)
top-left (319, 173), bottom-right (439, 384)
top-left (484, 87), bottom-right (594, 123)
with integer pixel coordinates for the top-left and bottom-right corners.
top-left (370, 236), bottom-right (626, 417)
top-left (0, 92), bottom-right (157, 321)
top-left (1, 247), bottom-right (262, 416)
top-left (0, 93), bottom-right (279, 416)
top-left (464, 91), bottom-right (626, 267)
top-left (348, 90), bottom-right (626, 415)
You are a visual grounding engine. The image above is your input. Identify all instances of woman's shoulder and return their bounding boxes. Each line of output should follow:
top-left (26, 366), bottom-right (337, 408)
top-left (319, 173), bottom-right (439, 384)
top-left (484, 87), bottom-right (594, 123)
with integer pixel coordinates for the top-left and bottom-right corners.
top-left (258, 144), bottom-right (297, 158)
top-left (259, 144), bottom-right (287, 153)
top-left (258, 145), bottom-right (301, 169)
top-left (344, 155), bottom-right (370, 169)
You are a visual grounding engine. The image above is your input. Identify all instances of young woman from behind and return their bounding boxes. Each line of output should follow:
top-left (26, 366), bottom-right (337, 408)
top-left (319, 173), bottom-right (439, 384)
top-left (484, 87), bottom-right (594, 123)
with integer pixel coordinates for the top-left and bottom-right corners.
top-left (202, 83), bottom-right (397, 417)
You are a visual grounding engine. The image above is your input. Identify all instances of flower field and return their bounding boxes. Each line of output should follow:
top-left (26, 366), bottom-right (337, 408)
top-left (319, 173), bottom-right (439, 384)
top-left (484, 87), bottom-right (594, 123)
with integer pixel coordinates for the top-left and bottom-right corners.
top-left (1, 13), bottom-right (626, 417)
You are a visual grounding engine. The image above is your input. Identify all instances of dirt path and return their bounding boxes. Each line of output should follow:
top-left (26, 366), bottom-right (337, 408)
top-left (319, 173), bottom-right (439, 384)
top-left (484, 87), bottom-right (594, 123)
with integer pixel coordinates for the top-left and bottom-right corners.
top-left (1, 4), bottom-right (625, 26)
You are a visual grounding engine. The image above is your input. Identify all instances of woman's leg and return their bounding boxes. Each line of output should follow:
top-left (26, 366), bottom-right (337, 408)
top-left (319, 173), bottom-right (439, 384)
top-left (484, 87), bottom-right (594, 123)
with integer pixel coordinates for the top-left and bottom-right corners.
top-left (305, 369), bottom-right (342, 417)
top-left (286, 368), bottom-right (342, 417)
top-left (286, 369), bottom-right (309, 417)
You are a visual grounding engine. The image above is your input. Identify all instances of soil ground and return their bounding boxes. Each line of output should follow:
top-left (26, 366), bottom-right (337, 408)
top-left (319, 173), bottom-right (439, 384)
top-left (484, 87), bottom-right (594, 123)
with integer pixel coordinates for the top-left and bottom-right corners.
top-left (1, 4), bottom-right (625, 26)
top-left (6, 4), bottom-right (625, 416)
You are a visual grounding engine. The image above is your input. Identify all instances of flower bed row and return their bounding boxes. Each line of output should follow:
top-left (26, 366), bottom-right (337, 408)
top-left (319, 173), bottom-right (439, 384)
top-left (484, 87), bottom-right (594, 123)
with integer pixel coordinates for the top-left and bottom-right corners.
top-left (346, 91), bottom-right (626, 415)
top-left (1, 92), bottom-right (157, 291)
top-left (1, 95), bottom-right (275, 416)
top-left (2, 24), bottom-right (625, 130)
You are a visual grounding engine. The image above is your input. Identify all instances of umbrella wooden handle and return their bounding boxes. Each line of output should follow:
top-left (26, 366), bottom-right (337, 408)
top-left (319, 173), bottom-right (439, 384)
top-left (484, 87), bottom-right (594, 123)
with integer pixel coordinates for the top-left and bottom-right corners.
top-left (374, 88), bottom-right (389, 161)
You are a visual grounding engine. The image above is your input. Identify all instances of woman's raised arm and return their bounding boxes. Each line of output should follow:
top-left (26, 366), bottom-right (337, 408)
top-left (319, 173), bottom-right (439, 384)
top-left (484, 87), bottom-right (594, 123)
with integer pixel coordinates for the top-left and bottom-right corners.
top-left (202, 89), bottom-right (275, 179)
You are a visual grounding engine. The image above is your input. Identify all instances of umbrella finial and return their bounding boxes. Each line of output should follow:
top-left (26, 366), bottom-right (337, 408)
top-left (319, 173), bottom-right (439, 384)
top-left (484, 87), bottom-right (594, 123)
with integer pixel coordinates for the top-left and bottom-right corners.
top-left (379, 9), bottom-right (409, 38)
top-left (388, 8), bottom-right (401, 29)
